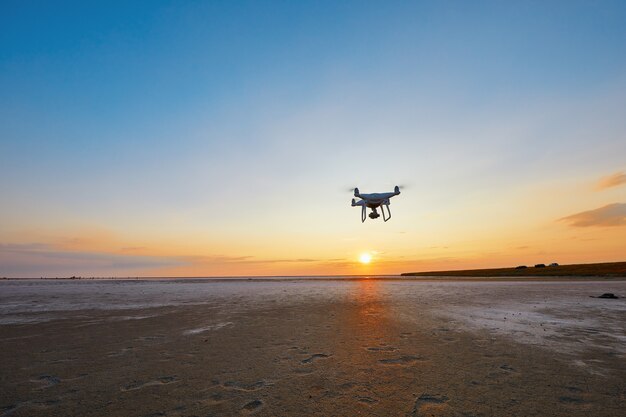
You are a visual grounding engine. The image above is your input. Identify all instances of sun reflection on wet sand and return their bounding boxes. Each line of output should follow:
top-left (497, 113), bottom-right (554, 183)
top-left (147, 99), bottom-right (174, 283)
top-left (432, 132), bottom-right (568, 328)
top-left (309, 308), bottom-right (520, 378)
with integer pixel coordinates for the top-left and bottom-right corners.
top-left (352, 278), bottom-right (390, 346)
top-left (322, 279), bottom-right (414, 405)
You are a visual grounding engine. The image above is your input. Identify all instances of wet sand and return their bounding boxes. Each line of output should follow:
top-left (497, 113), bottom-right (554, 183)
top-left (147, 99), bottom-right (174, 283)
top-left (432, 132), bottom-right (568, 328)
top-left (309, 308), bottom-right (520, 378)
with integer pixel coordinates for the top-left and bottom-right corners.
top-left (1, 279), bottom-right (624, 416)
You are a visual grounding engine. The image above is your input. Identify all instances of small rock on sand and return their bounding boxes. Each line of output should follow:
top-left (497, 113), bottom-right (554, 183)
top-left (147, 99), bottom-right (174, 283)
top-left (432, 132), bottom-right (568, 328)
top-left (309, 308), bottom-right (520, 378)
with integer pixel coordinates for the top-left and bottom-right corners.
top-left (592, 293), bottom-right (619, 299)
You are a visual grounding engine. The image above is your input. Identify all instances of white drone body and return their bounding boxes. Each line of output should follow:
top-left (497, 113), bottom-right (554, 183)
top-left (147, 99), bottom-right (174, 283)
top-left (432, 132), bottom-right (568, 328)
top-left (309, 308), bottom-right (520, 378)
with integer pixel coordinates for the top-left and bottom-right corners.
top-left (351, 186), bottom-right (401, 222)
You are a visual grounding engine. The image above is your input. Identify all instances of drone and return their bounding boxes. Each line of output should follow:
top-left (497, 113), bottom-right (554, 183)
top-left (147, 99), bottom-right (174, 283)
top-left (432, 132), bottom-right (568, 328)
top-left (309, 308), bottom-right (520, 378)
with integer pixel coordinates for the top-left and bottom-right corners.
top-left (351, 186), bottom-right (401, 222)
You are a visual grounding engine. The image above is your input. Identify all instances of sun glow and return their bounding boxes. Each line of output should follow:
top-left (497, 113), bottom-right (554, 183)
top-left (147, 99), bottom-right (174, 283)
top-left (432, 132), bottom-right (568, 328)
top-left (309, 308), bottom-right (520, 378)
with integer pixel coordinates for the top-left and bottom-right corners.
top-left (359, 253), bottom-right (372, 264)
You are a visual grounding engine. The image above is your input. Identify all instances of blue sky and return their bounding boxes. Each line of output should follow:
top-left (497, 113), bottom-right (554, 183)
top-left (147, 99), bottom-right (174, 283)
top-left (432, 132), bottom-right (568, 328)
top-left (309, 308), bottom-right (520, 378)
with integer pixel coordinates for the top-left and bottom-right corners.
top-left (1, 1), bottom-right (625, 276)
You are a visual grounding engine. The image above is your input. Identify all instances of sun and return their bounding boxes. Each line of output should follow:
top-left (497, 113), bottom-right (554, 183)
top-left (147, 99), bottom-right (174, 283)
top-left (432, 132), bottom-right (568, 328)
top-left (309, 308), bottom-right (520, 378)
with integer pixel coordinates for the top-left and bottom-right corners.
top-left (359, 252), bottom-right (372, 264)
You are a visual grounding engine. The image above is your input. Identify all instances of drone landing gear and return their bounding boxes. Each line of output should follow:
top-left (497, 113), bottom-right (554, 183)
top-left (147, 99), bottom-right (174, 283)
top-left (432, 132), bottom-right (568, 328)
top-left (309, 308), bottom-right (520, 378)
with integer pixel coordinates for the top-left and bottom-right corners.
top-left (381, 204), bottom-right (391, 222)
top-left (361, 205), bottom-right (392, 222)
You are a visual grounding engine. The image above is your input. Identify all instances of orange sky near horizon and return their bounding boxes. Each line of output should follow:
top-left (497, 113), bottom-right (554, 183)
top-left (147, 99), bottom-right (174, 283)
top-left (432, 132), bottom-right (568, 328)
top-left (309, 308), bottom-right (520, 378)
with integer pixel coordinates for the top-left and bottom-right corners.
top-left (2, 170), bottom-right (624, 277)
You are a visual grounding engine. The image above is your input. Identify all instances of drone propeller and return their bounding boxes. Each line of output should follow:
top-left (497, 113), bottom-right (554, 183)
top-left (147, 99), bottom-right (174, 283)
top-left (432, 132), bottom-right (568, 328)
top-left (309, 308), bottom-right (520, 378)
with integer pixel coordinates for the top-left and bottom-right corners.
top-left (344, 184), bottom-right (410, 194)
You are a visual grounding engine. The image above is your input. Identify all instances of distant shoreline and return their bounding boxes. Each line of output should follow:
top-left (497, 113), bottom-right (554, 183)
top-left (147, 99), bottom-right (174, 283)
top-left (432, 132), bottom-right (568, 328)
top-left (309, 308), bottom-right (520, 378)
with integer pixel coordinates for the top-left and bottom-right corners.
top-left (2, 262), bottom-right (625, 281)
top-left (2, 275), bottom-right (626, 283)
top-left (401, 261), bottom-right (626, 278)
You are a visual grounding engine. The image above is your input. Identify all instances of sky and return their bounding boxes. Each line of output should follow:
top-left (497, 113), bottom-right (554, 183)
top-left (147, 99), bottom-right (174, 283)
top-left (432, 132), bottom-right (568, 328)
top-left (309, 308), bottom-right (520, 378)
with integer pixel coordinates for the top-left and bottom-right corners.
top-left (1, 1), bottom-right (625, 277)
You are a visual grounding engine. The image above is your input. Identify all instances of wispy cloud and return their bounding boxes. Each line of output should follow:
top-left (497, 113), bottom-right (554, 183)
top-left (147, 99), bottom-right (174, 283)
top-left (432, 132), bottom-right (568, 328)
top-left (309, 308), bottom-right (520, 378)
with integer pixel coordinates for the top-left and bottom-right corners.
top-left (119, 246), bottom-right (148, 253)
top-left (559, 203), bottom-right (626, 227)
top-left (0, 243), bottom-right (352, 277)
top-left (180, 255), bottom-right (254, 263)
top-left (177, 255), bottom-right (345, 265)
top-left (595, 171), bottom-right (626, 190)
top-left (0, 243), bottom-right (181, 277)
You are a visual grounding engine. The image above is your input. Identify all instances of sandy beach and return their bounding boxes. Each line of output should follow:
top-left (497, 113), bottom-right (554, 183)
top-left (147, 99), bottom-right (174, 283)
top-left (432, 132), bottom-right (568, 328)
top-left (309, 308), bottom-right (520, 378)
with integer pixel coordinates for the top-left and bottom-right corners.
top-left (1, 278), bottom-right (624, 416)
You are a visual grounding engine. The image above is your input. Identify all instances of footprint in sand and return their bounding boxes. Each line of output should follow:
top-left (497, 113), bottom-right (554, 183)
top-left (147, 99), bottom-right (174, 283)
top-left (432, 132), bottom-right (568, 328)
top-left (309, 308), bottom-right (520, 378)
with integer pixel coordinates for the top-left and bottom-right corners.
top-left (290, 346), bottom-right (310, 354)
top-left (1, 404), bottom-right (19, 416)
top-left (301, 353), bottom-right (331, 364)
top-left (241, 399), bottom-right (263, 413)
top-left (499, 364), bottom-right (516, 372)
top-left (339, 382), bottom-right (357, 390)
top-left (183, 322), bottom-right (233, 335)
top-left (559, 396), bottom-right (588, 405)
top-left (357, 395), bottom-right (378, 404)
top-left (378, 355), bottom-right (426, 365)
top-left (121, 376), bottom-right (178, 391)
top-left (107, 347), bottom-right (134, 357)
top-left (31, 375), bottom-right (61, 389)
top-left (50, 357), bottom-right (77, 364)
top-left (2, 399), bottom-right (61, 416)
top-left (222, 380), bottom-right (271, 392)
top-left (366, 346), bottom-right (398, 352)
top-left (294, 368), bottom-right (314, 376)
top-left (410, 393), bottom-right (450, 417)
top-left (136, 335), bottom-right (167, 344)
top-left (204, 392), bottom-right (228, 405)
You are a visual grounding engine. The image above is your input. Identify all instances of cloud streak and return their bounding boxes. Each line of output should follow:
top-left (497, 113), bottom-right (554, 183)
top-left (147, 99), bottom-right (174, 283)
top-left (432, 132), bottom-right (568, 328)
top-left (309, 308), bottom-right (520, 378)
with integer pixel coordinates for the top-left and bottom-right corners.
top-left (0, 243), bottom-right (182, 277)
top-left (595, 171), bottom-right (626, 190)
top-left (0, 244), bottom-right (350, 277)
top-left (559, 203), bottom-right (626, 227)
top-left (177, 255), bottom-right (346, 266)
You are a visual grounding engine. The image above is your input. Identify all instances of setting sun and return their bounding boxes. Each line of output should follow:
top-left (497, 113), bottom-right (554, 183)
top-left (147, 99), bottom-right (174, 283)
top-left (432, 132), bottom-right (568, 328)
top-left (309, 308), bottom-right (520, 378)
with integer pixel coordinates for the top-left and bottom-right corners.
top-left (359, 253), bottom-right (372, 264)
